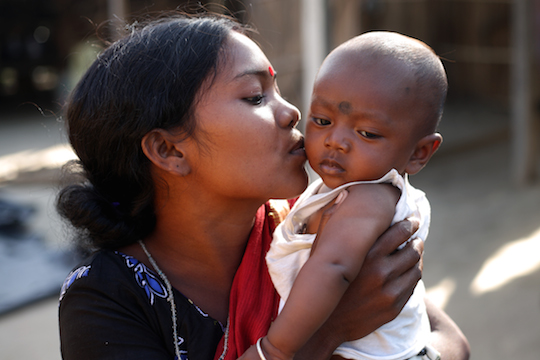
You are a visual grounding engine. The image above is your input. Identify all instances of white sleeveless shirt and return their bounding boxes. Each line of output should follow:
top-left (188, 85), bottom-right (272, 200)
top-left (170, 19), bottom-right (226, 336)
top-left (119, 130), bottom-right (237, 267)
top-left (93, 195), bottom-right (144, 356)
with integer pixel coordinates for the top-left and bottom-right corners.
top-left (266, 169), bottom-right (431, 360)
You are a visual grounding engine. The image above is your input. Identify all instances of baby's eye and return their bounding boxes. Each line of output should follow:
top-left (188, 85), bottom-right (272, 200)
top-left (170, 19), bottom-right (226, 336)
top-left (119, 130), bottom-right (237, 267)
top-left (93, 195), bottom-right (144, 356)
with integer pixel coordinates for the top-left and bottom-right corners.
top-left (312, 117), bottom-right (331, 126)
top-left (358, 130), bottom-right (381, 139)
top-left (244, 94), bottom-right (265, 105)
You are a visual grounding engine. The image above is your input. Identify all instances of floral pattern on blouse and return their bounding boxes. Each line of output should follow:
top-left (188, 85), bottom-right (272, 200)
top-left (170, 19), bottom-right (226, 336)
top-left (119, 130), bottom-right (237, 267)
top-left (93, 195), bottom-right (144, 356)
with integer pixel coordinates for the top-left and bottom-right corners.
top-left (117, 252), bottom-right (168, 305)
top-left (58, 250), bottom-right (225, 360)
top-left (59, 265), bottom-right (91, 302)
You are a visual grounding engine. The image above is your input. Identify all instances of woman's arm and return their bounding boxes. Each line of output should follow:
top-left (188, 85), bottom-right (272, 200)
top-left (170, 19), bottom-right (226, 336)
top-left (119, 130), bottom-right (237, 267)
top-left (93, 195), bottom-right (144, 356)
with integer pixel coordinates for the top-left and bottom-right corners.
top-left (60, 280), bottom-right (174, 360)
top-left (425, 298), bottom-right (470, 360)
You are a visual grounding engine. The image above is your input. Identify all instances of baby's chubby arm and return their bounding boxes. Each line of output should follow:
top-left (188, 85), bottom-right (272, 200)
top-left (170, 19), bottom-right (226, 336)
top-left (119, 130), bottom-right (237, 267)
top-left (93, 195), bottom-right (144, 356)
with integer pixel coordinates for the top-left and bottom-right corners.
top-left (258, 183), bottom-right (400, 360)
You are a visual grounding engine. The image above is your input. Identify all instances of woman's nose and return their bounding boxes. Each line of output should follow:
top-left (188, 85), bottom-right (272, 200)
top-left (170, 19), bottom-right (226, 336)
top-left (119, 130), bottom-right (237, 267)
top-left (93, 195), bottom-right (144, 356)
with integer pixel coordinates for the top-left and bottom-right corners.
top-left (324, 129), bottom-right (351, 152)
top-left (277, 98), bottom-right (301, 129)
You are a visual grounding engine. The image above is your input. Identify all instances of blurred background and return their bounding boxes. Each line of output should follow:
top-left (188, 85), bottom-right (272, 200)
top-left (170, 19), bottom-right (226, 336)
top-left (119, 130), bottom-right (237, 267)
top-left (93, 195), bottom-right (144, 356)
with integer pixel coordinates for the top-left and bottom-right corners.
top-left (0, 0), bottom-right (539, 359)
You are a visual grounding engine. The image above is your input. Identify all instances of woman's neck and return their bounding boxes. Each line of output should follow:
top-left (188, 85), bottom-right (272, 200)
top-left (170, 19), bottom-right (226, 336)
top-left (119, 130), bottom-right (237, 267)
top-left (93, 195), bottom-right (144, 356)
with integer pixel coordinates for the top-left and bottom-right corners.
top-left (126, 193), bottom-right (265, 324)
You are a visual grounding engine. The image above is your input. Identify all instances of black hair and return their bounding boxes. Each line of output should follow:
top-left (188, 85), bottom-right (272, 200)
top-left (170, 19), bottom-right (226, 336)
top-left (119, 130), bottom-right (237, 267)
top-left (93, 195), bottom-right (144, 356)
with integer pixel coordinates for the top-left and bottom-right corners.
top-left (57, 14), bottom-right (246, 250)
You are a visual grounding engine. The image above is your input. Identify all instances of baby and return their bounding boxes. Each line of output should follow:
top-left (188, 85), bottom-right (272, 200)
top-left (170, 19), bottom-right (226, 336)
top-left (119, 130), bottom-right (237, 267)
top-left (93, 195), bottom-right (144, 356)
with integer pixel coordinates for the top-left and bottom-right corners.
top-left (260, 31), bottom-right (447, 360)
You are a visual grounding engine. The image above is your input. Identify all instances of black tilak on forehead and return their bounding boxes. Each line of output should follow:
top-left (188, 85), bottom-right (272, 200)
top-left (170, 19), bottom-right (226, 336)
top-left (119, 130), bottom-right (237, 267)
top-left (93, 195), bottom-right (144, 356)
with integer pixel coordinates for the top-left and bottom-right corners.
top-left (338, 101), bottom-right (352, 115)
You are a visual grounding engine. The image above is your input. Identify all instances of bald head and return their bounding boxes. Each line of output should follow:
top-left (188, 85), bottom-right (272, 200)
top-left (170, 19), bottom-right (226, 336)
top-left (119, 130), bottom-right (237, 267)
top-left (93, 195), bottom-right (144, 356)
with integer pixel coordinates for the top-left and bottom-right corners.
top-left (320, 31), bottom-right (448, 135)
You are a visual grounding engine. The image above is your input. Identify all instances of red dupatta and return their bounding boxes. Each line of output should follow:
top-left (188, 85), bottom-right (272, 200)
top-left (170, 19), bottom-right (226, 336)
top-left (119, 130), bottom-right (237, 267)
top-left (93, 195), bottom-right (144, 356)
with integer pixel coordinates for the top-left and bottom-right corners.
top-left (214, 200), bottom-right (292, 360)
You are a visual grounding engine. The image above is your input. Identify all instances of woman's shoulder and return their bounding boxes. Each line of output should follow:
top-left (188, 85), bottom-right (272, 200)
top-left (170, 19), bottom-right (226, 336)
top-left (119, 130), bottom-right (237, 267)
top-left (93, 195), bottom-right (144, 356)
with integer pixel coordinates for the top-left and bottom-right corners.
top-left (58, 250), bottom-right (128, 301)
top-left (58, 249), bottom-right (225, 359)
top-left (58, 249), bottom-right (180, 308)
top-left (58, 249), bottom-right (225, 326)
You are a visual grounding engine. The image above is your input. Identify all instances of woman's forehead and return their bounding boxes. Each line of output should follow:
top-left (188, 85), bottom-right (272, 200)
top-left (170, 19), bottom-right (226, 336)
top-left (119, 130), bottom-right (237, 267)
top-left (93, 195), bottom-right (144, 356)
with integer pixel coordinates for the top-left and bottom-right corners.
top-left (195, 32), bottom-right (274, 104)
top-left (219, 32), bottom-right (272, 79)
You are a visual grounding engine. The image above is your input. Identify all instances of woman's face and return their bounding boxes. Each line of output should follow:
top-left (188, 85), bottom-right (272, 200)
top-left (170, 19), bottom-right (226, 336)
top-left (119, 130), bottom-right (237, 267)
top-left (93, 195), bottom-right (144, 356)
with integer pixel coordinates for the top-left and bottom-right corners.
top-left (186, 32), bottom-right (308, 203)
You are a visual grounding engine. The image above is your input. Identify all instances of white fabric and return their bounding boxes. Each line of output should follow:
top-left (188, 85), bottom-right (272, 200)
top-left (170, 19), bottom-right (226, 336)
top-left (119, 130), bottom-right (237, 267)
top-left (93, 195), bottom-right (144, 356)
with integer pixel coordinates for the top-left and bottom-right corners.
top-left (266, 169), bottom-right (431, 360)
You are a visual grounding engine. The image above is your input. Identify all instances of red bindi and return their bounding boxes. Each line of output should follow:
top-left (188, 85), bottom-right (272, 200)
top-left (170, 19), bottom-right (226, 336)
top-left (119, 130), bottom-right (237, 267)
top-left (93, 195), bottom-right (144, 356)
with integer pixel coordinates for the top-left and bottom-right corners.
top-left (269, 66), bottom-right (274, 77)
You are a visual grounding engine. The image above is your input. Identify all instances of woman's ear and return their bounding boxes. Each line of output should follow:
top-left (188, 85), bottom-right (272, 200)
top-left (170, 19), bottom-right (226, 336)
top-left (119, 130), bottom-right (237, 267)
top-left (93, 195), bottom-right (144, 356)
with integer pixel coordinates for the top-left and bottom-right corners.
top-left (141, 129), bottom-right (191, 176)
top-left (405, 133), bottom-right (443, 175)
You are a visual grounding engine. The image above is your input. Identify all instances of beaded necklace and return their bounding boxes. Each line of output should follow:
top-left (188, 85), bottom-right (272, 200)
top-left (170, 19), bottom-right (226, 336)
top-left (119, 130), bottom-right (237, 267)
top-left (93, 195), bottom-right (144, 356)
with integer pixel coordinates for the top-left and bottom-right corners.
top-left (139, 240), bottom-right (231, 360)
top-left (138, 240), bottom-right (181, 360)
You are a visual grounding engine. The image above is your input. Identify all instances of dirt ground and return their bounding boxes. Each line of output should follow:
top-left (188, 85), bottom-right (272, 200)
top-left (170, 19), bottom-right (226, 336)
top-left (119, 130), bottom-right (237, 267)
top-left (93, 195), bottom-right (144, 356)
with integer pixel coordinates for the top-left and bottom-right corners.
top-left (417, 139), bottom-right (540, 360)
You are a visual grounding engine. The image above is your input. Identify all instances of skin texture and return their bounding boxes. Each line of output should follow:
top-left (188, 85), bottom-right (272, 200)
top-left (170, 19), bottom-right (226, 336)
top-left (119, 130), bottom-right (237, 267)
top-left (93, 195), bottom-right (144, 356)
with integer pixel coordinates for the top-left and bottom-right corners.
top-left (338, 101), bottom-right (352, 115)
top-left (119, 30), bottom-right (468, 360)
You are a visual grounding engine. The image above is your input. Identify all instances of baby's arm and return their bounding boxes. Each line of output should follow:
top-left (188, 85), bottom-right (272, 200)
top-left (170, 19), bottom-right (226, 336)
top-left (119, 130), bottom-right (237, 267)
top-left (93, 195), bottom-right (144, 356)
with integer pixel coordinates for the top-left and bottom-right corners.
top-left (261, 183), bottom-right (400, 360)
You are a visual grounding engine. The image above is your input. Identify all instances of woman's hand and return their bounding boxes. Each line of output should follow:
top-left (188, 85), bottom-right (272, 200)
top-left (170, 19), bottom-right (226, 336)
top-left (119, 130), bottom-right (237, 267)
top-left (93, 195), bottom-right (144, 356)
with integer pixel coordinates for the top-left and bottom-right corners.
top-left (329, 219), bottom-right (423, 341)
top-left (294, 215), bottom-right (422, 360)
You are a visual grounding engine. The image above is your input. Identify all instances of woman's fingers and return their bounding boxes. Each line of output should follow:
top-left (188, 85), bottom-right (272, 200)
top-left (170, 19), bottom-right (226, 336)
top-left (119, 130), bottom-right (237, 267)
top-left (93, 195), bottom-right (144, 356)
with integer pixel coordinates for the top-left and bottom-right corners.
top-left (378, 238), bottom-right (424, 317)
top-left (361, 219), bottom-right (421, 287)
top-left (309, 218), bottom-right (424, 343)
top-left (369, 218), bottom-right (420, 257)
top-left (353, 221), bottom-right (424, 322)
top-left (389, 237), bottom-right (423, 276)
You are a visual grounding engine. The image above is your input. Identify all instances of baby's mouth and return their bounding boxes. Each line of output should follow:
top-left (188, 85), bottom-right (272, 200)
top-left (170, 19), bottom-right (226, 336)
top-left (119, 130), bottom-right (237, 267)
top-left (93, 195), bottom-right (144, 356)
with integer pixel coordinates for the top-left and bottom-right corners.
top-left (319, 159), bottom-right (345, 175)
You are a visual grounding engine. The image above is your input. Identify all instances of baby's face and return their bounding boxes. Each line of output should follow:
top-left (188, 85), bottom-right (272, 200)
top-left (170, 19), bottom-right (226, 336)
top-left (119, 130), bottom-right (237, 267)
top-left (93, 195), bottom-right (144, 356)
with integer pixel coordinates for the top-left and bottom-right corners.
top-left (305, 55), bottom-right (425, 189)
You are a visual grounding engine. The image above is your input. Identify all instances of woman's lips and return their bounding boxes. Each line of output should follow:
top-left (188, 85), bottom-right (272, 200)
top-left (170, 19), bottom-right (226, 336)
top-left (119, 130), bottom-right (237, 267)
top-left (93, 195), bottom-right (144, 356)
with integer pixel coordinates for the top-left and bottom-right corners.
top-left (319, 159), bottom-right (345, 175)
top-left (289, 137), bottom-right (306, 156)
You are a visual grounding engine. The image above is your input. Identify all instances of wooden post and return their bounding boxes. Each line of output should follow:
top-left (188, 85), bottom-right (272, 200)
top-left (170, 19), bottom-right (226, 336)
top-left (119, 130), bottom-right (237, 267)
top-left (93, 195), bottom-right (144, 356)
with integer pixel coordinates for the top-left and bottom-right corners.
top-left (108, 0), bottom-right (129, 41)
top-left (300, 0), bottom-right (327, 132)
top-left (511, 0), bottom-right (537, 185)
top-left (329, 0), bottom-right (362, 49)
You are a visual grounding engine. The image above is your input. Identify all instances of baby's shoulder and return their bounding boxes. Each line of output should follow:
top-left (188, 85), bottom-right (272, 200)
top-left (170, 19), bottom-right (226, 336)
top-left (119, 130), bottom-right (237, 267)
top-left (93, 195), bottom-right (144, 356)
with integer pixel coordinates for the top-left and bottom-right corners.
top-left (344, 182), bottom-right (400, 205)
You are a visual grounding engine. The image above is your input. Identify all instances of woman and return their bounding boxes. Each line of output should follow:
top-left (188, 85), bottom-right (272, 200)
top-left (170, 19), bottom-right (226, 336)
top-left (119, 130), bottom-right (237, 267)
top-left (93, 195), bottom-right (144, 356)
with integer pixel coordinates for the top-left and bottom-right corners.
top-left (57, 14), bottom-right (469, 360)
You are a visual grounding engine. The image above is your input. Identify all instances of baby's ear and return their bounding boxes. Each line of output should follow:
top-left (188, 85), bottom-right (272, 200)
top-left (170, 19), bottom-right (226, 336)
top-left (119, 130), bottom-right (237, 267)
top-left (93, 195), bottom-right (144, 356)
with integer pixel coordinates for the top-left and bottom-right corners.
top-left (405, 133), bottom-right (443, 175)
top-left (141, 129), bottom-right (191, 176)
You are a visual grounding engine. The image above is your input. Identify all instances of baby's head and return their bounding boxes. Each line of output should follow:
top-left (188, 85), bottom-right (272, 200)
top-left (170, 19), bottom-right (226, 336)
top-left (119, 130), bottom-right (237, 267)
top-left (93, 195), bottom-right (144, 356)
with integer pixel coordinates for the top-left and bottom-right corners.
top-left (305, 31), bottom-right (447, 189)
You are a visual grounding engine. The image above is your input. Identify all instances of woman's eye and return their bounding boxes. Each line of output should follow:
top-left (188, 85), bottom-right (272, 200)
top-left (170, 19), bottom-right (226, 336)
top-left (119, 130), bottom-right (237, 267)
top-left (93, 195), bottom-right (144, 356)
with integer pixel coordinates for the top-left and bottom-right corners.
top-left (312, 117), bottom-right (331, 126)
top-left (244, 94), bottom-right (264, 105)
top-left (358, 130), bottom-right (380, 139)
